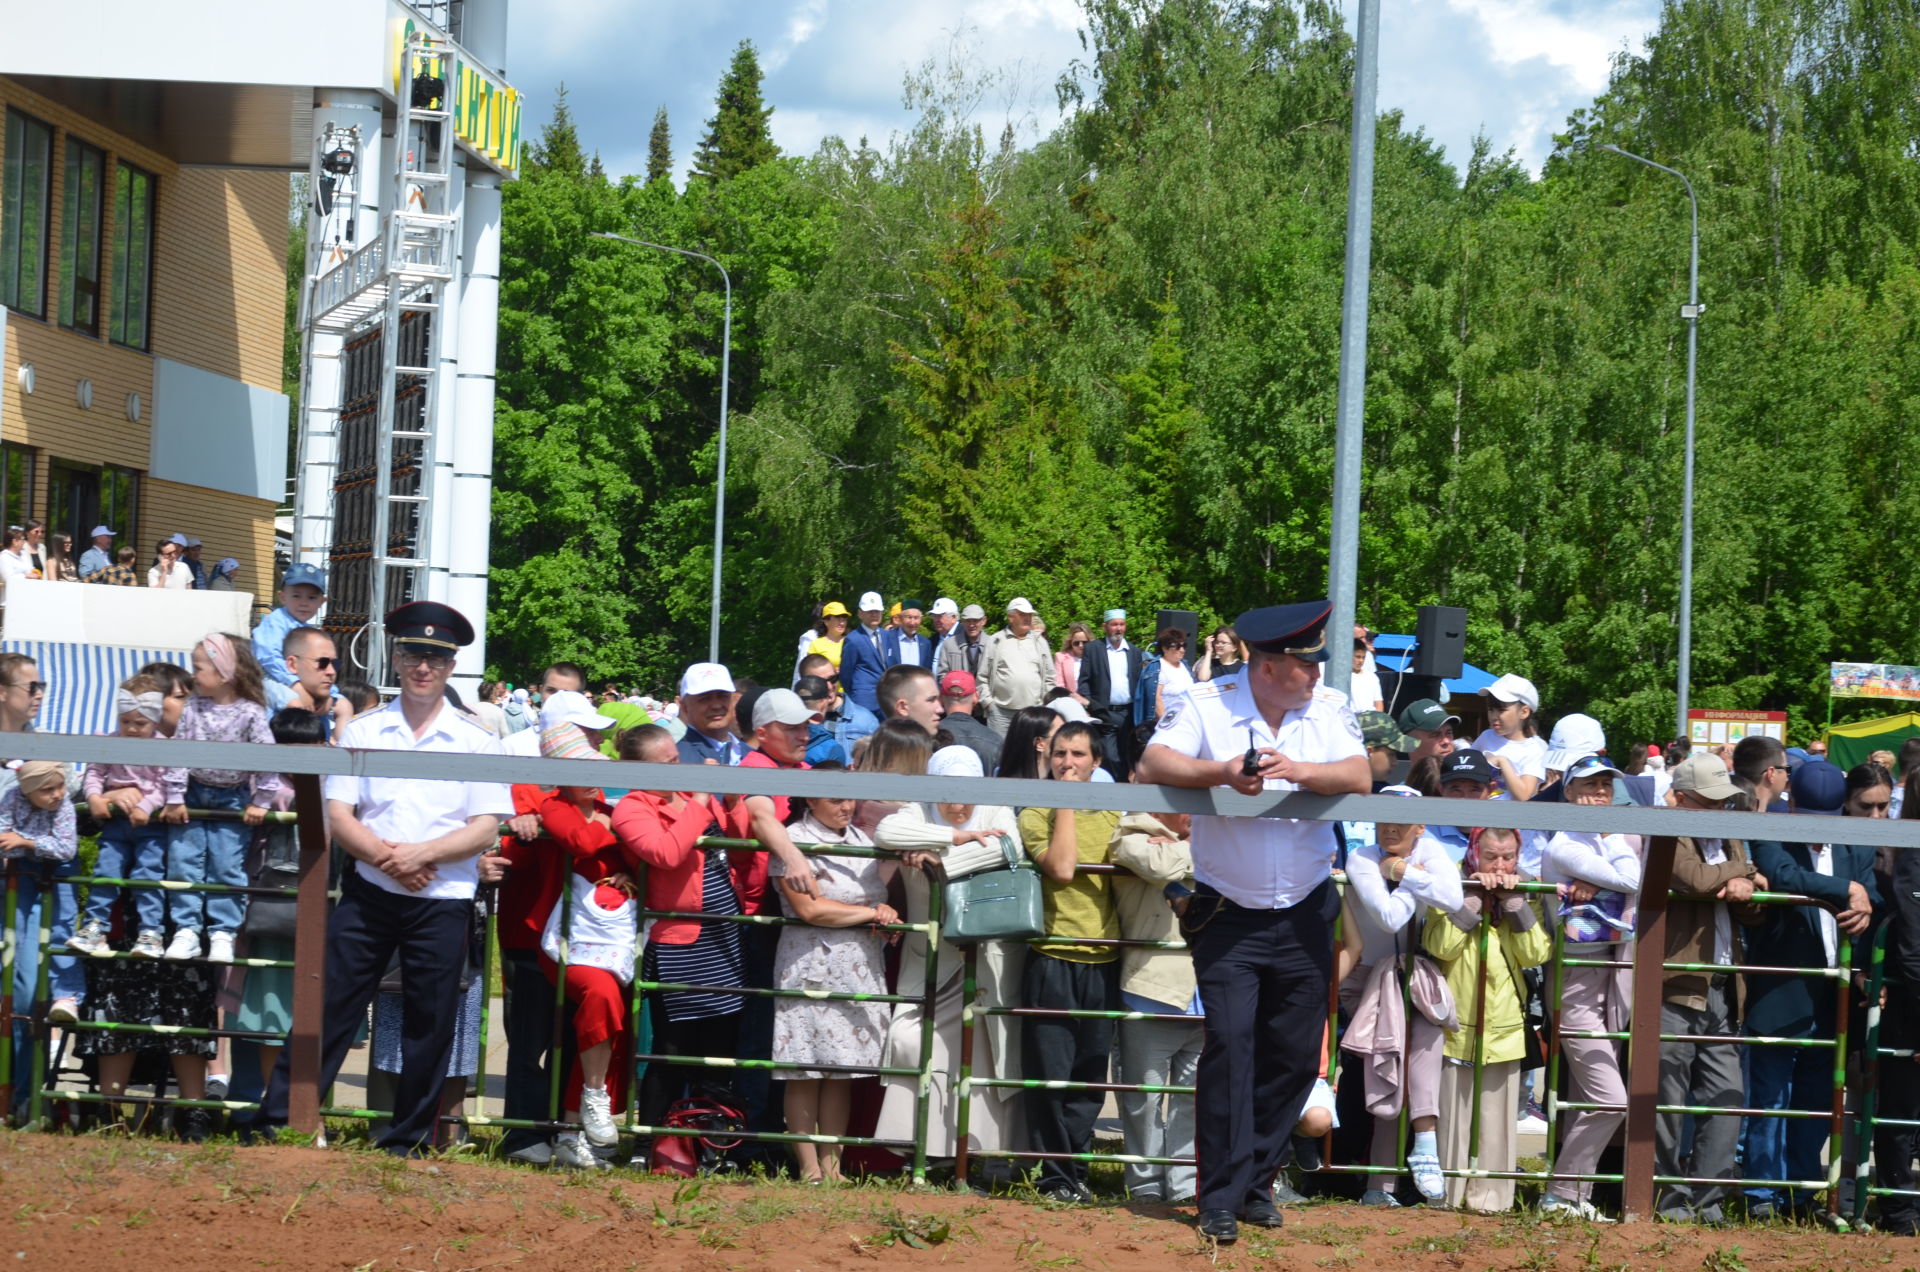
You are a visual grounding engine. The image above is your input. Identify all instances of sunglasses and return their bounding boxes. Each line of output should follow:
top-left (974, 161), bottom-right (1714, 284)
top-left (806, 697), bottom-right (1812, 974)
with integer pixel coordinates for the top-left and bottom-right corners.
top-left (12, 681), bottom-right (45, 694)
top-left (303, 656), bottom-right (338, 670)
top-left (1069, 639), bottom-right (1088, 648)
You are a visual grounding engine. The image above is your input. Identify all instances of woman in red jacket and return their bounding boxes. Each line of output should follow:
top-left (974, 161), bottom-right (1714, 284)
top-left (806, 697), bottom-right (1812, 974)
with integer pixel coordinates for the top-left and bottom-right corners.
top-left (532, 723), bottom-right (638, 1171)
top-left (611, 724), bottom-right (755, 1142)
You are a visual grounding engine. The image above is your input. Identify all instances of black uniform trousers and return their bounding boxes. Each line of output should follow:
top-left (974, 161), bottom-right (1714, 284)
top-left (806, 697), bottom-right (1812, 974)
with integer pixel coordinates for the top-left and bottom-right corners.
top-left (261, 870), bottom-right (471, 1155)
top-left (498, 946), bottom-right (573, 1153)
top-left (1188, 876), bottom-right (1338, 1213)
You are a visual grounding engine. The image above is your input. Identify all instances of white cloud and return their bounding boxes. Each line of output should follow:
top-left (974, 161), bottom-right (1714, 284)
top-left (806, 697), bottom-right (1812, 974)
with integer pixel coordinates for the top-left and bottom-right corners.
top-left (507, 0), bottom-right (1662, 184)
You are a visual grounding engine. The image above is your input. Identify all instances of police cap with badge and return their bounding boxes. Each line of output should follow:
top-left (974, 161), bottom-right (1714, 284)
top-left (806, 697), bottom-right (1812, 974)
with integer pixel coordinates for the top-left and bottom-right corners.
top-left (386, 600), bottom-right (475, 657)
top-left (1235, 599), bottom-right (1334, 662)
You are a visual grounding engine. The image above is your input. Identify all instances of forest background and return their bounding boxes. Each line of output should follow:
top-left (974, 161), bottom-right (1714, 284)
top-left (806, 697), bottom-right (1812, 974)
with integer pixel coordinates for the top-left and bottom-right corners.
top-left (457, 0), bottom-right (1920, 744)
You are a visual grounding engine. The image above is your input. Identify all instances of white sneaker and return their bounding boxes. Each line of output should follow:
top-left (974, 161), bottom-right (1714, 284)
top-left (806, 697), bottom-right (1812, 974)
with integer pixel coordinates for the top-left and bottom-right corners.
top-left (67, 920), bottom-right (108, 956)
top-left (1516, 1113), bottom-right (1550, 1136)
top-left (164, 929), bottom-right (203, 961)
top-left (47, 997), bottom-right (79, 1025)
top-left (206, 932), bottom-right (236, 964)
top-left (580, 1085), bottom-right (618, 1146)
top-left (1540, 1194), bottom-right (1615, 1224)
top-left (552, 1132), bottom-right (609, 1170)
top-left (132, 930), bottom-right (165, 959)
top-left (1409, 1151), bottom-right (1446, 1203)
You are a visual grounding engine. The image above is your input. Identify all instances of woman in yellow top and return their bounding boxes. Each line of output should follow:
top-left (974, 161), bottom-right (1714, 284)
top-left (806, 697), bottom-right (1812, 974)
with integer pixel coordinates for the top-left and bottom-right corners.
top-left (1423, 825), bottom-right (1550, 1213)
top-left (802, 602), bottom-right (851, 670)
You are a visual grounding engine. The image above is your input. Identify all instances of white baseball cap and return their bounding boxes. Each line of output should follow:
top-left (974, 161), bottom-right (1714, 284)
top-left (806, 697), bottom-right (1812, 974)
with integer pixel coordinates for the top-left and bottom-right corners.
top-left (1006, 596), bottom-right (1036, 615)
top-left (89, 524), bottom-right (115, 538)
top-left (857, 591), bottom-right (884, 613)
top-left (752, 687), bottom-right (817, 729)
top-left (1544, 712), bottom-right (1607, 774)
top-left (539, 689), bottom-right (616, 732)
top-left (960, 603), bottom-right (986, 620)
top-left (931, 597), bottom-right (958, 617)
top-left (679, 662), bottom-right (736, 697)
top-left (1481, 673), bottom-right (1540, 710)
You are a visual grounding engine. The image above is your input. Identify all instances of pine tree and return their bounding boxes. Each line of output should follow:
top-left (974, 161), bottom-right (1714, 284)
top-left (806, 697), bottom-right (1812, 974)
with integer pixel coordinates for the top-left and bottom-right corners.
top-left (690, 41), bottom-right (780, 183)
top-left (647, 106), bottom-right (673, 184)
top-left (527, 83), bottom-right (586, 178)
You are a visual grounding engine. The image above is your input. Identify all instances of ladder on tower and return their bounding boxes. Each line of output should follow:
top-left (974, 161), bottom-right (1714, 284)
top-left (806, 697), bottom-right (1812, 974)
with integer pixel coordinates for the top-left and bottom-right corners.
top-left (295, 29), bottom-right (461, 690)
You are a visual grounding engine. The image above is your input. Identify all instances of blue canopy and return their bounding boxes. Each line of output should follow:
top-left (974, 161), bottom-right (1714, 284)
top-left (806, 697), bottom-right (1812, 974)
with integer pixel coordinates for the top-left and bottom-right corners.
top-left (1369, 633), bottom-right (1496, 698)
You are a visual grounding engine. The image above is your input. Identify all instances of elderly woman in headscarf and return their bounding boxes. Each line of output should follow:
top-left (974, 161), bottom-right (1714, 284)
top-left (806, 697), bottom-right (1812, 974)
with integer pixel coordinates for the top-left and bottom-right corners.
top-left (206, 557), bottom-right (242, 591)
top-left (871, 745), bottom-right (1025, 1168)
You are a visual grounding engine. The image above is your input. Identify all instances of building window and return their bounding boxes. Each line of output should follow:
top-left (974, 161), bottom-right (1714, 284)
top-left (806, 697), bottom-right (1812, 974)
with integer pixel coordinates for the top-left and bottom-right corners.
top-left (59, 139), bottom-right (104, 334)
top-left (0, 444), bottom-right (34, 530)
top-left (1, 109), bottom-right (53, 317)
top-left (110, 162), bottom-right (154, 349)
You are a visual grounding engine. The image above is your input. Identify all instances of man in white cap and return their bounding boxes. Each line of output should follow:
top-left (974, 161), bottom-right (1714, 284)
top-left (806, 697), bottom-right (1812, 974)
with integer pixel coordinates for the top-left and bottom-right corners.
top-left (77, 526), bottom-right (115, 581)
top-left (978, 597), bottom-right (1059, 735)
top-left (936, 604), bottom-right (988, 680)
top-left (928, 597), bottom-right (959, 646)
top-left (1471, 673), bottom-right (1547, 800)
top-left (1078, 608), bottom-right (1142, 778)
top-left (840, 590), bottom-right (891, 715)
top-left (675, 662), bottom-right (747, 765)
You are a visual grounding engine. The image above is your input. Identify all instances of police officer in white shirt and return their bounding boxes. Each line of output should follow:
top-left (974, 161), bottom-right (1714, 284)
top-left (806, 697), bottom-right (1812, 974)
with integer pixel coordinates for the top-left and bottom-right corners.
top-left (1135, 600), bottom-right (1370, 1243)
top-left (259, 601), bottom-right (514, 1155)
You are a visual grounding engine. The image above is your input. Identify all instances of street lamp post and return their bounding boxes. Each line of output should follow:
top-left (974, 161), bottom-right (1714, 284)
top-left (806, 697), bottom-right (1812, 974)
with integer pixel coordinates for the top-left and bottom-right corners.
top-left (593, 230), bottom-right (731, 663)
top-left (1599, 145), bottom-right (1702, 739)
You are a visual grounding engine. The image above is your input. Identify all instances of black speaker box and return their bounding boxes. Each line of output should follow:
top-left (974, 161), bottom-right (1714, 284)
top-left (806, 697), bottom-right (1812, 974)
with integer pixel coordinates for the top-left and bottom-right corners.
top-left (1412, 605), bottom-right (1467, 680)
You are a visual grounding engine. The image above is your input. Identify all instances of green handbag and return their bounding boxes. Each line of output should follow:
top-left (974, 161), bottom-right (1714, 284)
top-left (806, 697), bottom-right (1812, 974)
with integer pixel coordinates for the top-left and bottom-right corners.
top-left (944, 833), bottom-right (1046, 944)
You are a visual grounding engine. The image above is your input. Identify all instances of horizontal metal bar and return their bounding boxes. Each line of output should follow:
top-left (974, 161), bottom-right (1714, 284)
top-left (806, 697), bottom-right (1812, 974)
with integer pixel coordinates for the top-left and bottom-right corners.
top-left (628, 1052), bottom-right (923, 1077)
top-left (633, 980), bottom-right (924, 1005)
top-left (23, 731), bottom-right (1920, 847)
top-left (964, 1077), bottom-right (1196, 1095)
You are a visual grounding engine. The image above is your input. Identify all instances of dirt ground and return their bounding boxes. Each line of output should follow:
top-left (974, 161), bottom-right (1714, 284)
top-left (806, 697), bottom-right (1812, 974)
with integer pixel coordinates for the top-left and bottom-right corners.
top-left (1, 1131), bottom-right (1911, 1272)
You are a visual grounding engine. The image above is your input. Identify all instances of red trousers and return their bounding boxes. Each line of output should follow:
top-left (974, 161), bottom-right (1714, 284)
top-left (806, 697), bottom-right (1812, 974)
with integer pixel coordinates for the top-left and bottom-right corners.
top-left (539, 955), bottom-right (632, 1110)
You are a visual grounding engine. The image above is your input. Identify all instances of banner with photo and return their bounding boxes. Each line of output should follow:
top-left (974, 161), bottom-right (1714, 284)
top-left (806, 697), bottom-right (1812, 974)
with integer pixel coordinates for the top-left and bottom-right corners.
top-left (1829, 663), bottom-right (1920, 703)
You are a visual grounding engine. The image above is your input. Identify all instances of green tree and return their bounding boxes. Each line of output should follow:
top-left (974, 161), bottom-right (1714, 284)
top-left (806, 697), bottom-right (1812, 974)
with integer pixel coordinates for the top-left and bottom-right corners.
top-left (690, 41), bottom-right (780, 184)
top-left (647, 106), bottom-right (672, 185)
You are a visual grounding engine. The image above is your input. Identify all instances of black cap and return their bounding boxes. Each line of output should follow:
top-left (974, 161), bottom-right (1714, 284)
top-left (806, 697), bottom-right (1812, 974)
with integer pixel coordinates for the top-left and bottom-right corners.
top-left (386, 600), bottom-right (475, 652)
top-left (1235, 600), bottom-right (1333, 663)
top-left (1438, 748), bottom-right (1496, 787)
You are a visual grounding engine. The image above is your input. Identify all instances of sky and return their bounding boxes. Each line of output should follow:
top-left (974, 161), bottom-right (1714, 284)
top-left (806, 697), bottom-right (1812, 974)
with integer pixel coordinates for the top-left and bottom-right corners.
top-left (504, 0), bottom-right (1666, 186)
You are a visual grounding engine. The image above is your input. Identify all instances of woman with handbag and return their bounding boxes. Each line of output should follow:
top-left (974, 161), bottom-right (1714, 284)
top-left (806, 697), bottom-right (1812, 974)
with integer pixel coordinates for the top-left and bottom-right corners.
top-left (769, 766), bottom-right (898, 1183)
top-left (1338, 786), bottom-right (1462, 1206)
top-left (872, 745), bottom-right (1025, 1164)
top-left (1423, 825), bottom-right (1551, 1212)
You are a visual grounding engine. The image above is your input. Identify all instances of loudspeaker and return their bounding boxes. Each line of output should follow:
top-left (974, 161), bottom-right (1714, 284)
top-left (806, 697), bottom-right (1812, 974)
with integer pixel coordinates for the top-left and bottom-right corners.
top-left (1412, 605), bottom-right (1467, 680)
top-left (1155, 609), bottom-right (1199, 653)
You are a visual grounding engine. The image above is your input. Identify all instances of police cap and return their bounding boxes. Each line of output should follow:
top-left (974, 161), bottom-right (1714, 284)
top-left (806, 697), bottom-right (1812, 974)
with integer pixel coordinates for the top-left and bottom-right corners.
top-left (386, 600), bottom-right (475, 653)
top-left (1235, 600), bottom-right (1333, 663)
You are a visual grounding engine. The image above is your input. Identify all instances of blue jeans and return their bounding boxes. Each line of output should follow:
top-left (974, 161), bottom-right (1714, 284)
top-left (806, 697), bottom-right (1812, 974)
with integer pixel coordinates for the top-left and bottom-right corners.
top-left (165, 780), bottom-right (252, 935)
top-left (87, 818), bottom-right (166, 934)
top-left (1742, 1029), bottom-right (1832, 1212)
top-left (6, 856), bottom-right (82, 1064)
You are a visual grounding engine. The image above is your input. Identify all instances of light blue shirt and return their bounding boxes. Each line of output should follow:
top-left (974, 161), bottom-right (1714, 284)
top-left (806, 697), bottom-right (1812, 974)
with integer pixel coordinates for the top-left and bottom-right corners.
top-left (251, 607), bottom-right (309, 687)
top-left (77, 546), bottom-right (111, 579)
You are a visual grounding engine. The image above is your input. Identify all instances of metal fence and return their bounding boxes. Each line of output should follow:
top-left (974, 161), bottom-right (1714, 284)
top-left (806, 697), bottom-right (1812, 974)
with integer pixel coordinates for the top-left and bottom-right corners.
top-left (7, 729), bottom-right (1920, 1224)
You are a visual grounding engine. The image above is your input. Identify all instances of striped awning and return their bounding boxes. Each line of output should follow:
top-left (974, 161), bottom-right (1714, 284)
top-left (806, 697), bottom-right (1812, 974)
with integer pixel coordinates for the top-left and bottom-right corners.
top-left (0, 641), bottom-right (192, 738)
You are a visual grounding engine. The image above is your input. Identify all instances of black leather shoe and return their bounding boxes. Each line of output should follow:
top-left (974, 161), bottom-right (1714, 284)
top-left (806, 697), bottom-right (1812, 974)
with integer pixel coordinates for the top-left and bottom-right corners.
top-left (1197, 1209), bottom-right (1239, 1243)
top-left (1239, 1198), bottom-right (1286, 1228)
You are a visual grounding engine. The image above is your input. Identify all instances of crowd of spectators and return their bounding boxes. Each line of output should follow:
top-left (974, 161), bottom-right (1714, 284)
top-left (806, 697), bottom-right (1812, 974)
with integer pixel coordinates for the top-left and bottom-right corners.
top-left (4, 579), bottom-right (1918, 1238)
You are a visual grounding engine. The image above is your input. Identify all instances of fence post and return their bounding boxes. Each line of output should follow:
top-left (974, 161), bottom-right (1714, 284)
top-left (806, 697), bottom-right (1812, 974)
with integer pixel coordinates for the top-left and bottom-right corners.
top-left (287, 772), bottom-right (330, 1132)
top-left (1622, 834), bottom-right (1678, 1220)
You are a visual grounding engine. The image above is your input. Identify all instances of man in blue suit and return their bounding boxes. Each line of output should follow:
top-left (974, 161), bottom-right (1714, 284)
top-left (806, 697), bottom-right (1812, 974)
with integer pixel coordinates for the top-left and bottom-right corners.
top-left (839, 591), bottom-right (891, 714)
top-left (880, 597), bottom-right (936, 674)
top-left (1742, 759), bottom-right (1880, 1220)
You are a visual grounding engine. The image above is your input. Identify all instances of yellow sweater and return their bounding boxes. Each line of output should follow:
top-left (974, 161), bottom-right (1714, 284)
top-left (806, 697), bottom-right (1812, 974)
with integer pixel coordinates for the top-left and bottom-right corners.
top-left (1422, 897), bottom-right (1551, 1064)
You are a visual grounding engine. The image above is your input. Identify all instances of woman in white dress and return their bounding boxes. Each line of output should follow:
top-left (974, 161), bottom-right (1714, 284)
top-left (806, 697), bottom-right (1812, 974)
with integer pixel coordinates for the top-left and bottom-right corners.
top-left (872, 745), bottom-right (1025, 1169)
top-left (772, 775), bottom-right (899, 1184)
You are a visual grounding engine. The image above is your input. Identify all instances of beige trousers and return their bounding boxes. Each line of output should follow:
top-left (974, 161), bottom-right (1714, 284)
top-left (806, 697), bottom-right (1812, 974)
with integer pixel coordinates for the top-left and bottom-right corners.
top-left (1439, 1057), bottom-right (1520, 1213)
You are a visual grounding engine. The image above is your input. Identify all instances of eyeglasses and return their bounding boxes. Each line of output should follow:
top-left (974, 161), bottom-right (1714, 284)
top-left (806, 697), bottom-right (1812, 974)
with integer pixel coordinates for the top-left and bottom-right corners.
top-left (396, 650), bottom-right (454, 669)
